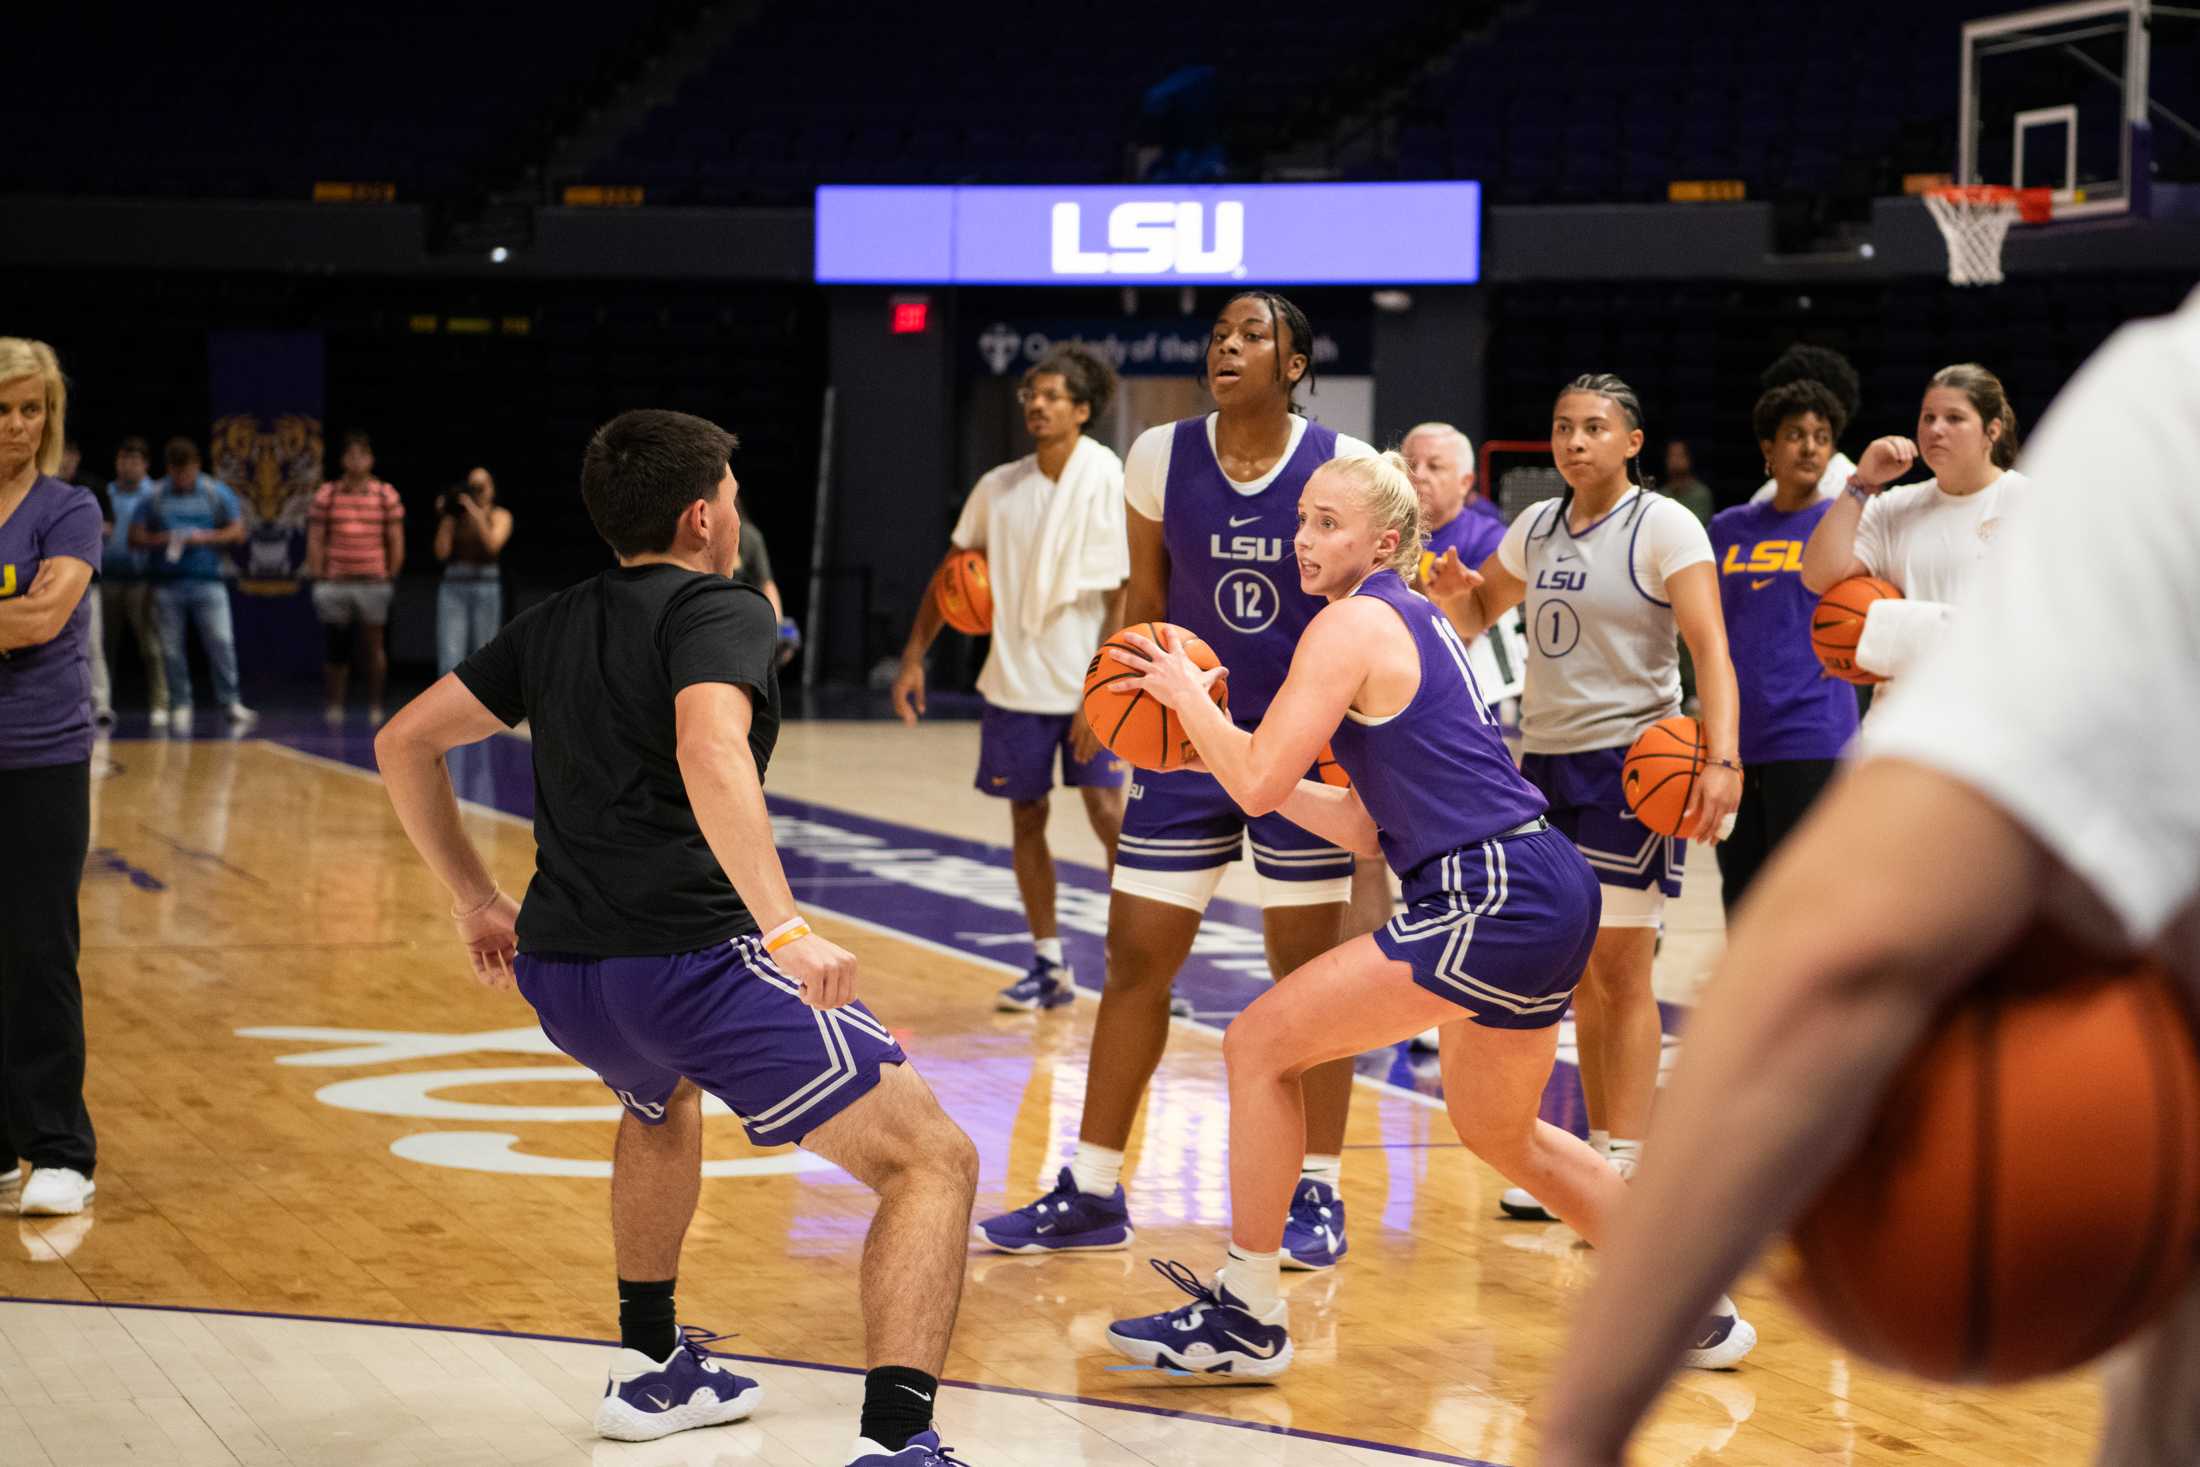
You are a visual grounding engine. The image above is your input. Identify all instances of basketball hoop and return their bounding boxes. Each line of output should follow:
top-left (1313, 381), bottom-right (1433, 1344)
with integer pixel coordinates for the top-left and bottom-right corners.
top-left (1922, 185), bottom-right (2053, 287)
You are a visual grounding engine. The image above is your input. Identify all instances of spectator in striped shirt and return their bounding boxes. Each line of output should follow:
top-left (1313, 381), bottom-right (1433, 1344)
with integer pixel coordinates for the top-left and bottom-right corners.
top-left (307, 431), bottom-right (405, 726)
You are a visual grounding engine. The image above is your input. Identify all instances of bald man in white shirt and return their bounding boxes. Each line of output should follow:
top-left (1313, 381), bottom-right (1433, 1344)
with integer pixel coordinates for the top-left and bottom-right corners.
top-left (1539, 287), bottom-right (2200, 1467)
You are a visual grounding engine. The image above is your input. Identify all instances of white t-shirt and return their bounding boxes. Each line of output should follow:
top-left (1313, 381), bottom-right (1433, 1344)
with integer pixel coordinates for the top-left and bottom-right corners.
top-left (1860, 290), bottom-right (2200, 970)
top-left (1748, 452), bottom-right (1855, 506)
top-left (950, 445), bottom-right (1129, 714)
top-left (1122, 414), bottom-right (1376, 519)
top-left (1496, 490), bottom-right (1715, 753)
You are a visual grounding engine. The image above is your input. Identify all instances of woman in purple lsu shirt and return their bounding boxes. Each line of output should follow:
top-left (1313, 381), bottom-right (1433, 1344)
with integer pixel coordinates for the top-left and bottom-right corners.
top-left (0, 337), bottom-right (103, 1218)
top-left (1707, 380), bottom-right (1861, 910)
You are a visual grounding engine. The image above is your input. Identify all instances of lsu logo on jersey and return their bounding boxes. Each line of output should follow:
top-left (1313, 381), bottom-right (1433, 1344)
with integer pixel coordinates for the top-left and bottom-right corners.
top-left (1534, 567), bottom-right (1586, 592)
top-left (1721, 540), bottom-right (1804, 576)
top-left (1208, 533), bottom-right (1288, 563)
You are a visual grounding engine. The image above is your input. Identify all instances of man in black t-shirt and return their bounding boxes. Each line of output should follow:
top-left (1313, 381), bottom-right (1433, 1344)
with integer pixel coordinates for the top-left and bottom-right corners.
top-left (374, 410), bottom-right (979, 1465)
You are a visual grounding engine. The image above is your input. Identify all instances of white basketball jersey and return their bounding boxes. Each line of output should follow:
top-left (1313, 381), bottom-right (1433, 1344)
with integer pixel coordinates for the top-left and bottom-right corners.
top-left (1511, 490), bottom-right (1688, 754)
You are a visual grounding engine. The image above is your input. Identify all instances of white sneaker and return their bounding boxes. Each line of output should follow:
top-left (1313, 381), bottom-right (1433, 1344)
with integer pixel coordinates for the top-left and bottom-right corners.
top-left (1498, 1186), bottom-right (1556, 1221)
top-left (1682, 1297), bottom-right (1759, 1370)
top-left (19, 1167), bottom-right (94, 1216)
top-left (225, 701), bottom-right (258, 730)
top-left (170, 704), bottom-right (193, 735)
top-left (147, 707), bottom-right (170, 731)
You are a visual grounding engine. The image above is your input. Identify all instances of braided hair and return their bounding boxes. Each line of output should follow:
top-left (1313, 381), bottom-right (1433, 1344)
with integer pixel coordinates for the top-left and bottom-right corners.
top-left (1535, 372), bottom-right (1652, 544)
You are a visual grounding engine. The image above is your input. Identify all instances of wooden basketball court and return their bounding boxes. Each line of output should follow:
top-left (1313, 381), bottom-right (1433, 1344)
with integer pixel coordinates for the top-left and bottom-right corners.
top-left (3, 719), bottom-right (2100, 1464)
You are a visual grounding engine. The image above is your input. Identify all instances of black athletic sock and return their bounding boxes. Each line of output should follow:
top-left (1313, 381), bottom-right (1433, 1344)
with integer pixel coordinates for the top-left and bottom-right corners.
top-left (617, 1277), bottom-right (678, 1361)
top-left (859, 1365), bottom-right (938, 1451)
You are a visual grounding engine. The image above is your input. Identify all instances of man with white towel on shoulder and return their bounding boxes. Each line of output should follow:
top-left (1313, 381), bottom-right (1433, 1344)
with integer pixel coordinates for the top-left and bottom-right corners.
top-left (893, 345), bottom-right (1132, 1012)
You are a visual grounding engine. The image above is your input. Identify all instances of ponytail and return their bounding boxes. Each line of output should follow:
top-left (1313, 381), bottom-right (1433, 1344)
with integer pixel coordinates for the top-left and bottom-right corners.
top-left (1929, 362), bottom-right (2021, 470)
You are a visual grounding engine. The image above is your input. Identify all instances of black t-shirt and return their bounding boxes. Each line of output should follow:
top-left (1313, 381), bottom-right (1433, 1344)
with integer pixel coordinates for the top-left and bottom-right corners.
top-left (454, 564), bottom-right (781, 957)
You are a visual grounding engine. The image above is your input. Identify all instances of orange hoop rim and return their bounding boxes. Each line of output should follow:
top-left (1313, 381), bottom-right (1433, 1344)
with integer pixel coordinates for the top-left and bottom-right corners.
top-left (1925, 184), bottom-right (2054, 225)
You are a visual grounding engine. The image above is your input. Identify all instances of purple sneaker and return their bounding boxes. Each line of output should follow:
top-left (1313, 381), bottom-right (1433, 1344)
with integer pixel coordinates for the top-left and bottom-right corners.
top-left (846, 1429), bottom-right (971, 1464)
top-left (974, 1166), bottom-right (1132, 1252)
top-left (1279, 1179), bottom-right (1348, 1271)
top-left (1105, 1259), bottom-right (1294, 1379)
top-left (593, 1325), bottom-right (764, 1441)
top-left (996, 959), bottom-right (1076, 1012)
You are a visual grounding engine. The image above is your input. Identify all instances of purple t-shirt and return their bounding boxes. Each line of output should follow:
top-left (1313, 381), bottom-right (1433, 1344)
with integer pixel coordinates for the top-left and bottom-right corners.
top-left (0, 476), bottom-right (103, 768)
top-left (1710, 497), bottom-right (1860, 764)
top-left (1425, 501), bottom-right (1507, 572)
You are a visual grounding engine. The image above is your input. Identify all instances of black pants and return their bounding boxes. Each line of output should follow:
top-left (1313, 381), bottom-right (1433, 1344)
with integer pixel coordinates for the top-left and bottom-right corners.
top-left (0, 761), bottom-right (96, 1175)
top-left (1719, 757), bottom-right (1839, 917)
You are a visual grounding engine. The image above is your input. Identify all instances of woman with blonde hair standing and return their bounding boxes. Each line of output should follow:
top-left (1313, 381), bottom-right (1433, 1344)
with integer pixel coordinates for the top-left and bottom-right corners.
top-left (0, 337), bottom-right (102, 1216)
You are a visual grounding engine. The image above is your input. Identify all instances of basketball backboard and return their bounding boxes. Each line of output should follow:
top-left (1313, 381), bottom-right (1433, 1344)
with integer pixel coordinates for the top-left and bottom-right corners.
top-left (1959, 0), bottom-right (2198, 220)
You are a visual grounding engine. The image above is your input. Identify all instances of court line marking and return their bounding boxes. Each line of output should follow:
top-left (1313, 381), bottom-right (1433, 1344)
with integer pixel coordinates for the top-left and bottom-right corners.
top-left (252, 738), bottom-right (1451, 1114)
top-left (0, 1295), bottom-right (1506, 1466)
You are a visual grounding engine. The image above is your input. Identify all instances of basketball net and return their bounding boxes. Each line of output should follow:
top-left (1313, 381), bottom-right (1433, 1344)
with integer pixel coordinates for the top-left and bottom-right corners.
top-left (1922, 186), bottom-right (2051, 287)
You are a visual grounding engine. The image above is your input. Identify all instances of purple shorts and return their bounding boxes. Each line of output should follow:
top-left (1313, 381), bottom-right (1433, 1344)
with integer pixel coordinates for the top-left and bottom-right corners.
top-left (975, 704), bottom-right (1127, 802)
top-left (1519, 747), bottom-right (1687, 898)
top-left (515, 936), bottom-right (907, 1146)
top-left (1373, 822), bottom-right (1602, 1030)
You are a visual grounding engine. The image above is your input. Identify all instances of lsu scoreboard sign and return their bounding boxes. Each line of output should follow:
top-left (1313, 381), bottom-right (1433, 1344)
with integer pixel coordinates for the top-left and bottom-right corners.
top-left (815, 182), bottom-right (1481, 286)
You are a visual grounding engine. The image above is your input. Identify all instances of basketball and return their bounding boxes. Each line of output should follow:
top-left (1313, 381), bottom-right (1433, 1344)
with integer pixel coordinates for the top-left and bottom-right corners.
top-left (1620, 715), bottom-right (1703, 837)
top-left (1811, 575), bottom-right (1903, 685)
top-left (1782, 934), bottom-right (2200, 1384)
top-left (935, 548), bottom-right (993, 636)
top-left (1081, 622), bottom-right (1228, 772)
top-left (1314, 743), bottom-right (1351, 788)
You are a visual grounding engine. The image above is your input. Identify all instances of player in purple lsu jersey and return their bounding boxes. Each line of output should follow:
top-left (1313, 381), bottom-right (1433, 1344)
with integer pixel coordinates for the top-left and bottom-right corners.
top-left (1709, 380), bottom-right (1860, 911)
top-left (1097, 452), bottom-right (1756, 1376)
top-left (375, 412), bottom-right (978, 1466)
top-left (975, 292), bottom-right (1376, 1271)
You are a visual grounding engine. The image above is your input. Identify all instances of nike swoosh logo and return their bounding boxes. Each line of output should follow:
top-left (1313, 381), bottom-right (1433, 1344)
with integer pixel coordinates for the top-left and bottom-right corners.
top-left (1555, 552), bottom-right (1579, 562)
top-left (1227, 514), bottom-right (1260, 527)
top-left (645, 1392), bottom-right (672, 1410)
top-left (1224, 1332), bottom-right (1280, 1359)
top-left (1035, 1222), bottom-right (1054, 1234)
top-left (1750, 577), bottom-right (1775, 590)
top-left (896, 1384), bottom-right (934, 1402)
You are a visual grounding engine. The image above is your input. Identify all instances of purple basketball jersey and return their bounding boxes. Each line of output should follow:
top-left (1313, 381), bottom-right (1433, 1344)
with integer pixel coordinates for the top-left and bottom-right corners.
top-left (1325, 570), bottom-right (1548, 876)
top-left (1710, 498), bottom-right (1860, 763)
top-left (1162, 416), bottom-right (1338, 724)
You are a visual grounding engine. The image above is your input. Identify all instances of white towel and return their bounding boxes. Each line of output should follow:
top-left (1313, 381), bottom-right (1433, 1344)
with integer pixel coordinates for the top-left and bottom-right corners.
top-left (1019, 436), bottom-right (1128, 640)
top-left (1856, 597), bottom-right (1952, 681)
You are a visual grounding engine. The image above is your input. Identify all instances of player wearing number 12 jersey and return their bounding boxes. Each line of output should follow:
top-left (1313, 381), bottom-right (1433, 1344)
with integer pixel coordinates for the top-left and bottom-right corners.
top-left (974, 292), bottom-right (1376, 1270)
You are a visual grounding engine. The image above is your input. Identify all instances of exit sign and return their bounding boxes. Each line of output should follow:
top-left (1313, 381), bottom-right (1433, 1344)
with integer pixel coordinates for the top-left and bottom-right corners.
top-left (890, 300), bottom-right (931, 334)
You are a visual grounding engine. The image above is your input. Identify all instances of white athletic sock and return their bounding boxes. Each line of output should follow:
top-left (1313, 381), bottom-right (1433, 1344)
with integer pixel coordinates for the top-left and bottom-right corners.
top-left (1034, 937), bottom-right (1064, 968)
top-left (1299, 1154), bottom-right (1342, 1191)
top-left (1068, 1142), bottom-right (1124, 1197)
top-left (1220, 1245), bottom-right (1282, 1315)
top-left (1588, 1128), bottom-right (1611, 1155)
top-left (1606, 1138), bottom-right (1642, 1180)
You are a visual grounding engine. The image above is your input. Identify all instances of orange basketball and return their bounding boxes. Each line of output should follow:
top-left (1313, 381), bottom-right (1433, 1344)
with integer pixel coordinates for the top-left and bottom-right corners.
top-left (1783, 933), bottom-right (2200, 1384)
top-left (1811, 575), bottom-right (1902, 685)
top-left (1313, 743), bottom-right (1351, 789)
top-left (1620, 715), bottom-right (1702, 838)
top-left (935, 549), bottom-right (993, 636)
top-left (1081, 622), bottom-right (1228, 772)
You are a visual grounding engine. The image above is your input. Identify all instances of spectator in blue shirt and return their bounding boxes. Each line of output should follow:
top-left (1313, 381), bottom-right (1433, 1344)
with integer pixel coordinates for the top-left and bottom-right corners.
top-left (101, 436), bottom-right (168, 725)
top-left (129, 437), bottom-right (255, 733)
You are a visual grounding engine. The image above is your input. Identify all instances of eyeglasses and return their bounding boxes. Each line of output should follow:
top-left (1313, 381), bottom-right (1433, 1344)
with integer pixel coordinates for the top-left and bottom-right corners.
top-left (1016, 387), bottom-right (1072, 407)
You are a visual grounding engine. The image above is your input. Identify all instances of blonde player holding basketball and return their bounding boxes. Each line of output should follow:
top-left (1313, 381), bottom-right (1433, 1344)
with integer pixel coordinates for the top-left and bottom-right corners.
top-left (1800, 362), bottom-right (2032, 715)
top-left (893, 345), bottom-right (1130, 1013)
top-left (1540, 288), bottom-right (2200, 1467)
top-left (1426, 373), bottom-right (1741, 1220)
top-left (1099, 452), bottom-right (1754, 1376)
top-left (975, 292), bottom-right (1377, 1272)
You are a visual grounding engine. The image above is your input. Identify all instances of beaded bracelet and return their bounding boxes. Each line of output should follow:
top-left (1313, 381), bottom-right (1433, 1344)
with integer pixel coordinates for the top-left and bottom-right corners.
top-left (451, 884), bottom-right (502, 920)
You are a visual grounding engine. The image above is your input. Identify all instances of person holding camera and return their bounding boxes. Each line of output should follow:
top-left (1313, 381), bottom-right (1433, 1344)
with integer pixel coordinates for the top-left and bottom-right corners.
top-left (434, 466), bottom-right (512, 676)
